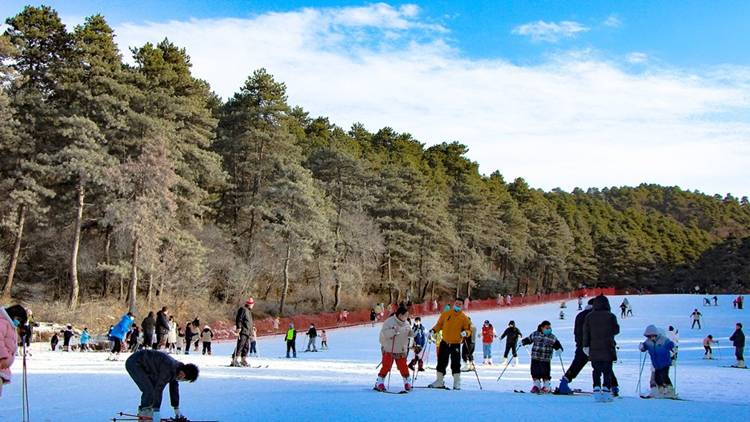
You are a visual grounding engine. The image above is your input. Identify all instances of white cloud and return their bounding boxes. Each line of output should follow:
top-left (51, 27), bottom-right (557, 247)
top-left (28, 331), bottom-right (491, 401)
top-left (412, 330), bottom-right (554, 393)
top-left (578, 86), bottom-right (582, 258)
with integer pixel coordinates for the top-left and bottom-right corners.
top-left (627, 52), bottom-right (649, 64)
top-left (512, 20), bottom-right (589, 43)
top-left (113, 5), bottom-right (750, 197)
top-left (603, 15), bottom-right (622, 28)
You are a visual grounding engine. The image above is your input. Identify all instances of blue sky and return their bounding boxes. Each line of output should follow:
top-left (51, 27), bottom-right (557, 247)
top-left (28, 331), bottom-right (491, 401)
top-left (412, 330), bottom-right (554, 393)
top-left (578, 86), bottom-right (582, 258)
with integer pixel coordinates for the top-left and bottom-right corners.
top-left (2, 1), bottom-right (749, 197)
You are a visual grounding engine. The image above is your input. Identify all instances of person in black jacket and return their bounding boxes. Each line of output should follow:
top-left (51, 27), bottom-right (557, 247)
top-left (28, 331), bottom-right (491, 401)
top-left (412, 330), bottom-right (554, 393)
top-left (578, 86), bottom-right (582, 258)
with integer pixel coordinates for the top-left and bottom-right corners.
top-left (499, 321), bottom-right (521, 365)
top-left (730, 322), bottom-right (746, 368)
top-left (62, 325), bottom-right (75, 352)
top-left (583, 295), bottom-right (620, 401)
top-left (231, 298), bottom-right (254, 367)
top-left (183, 321), bottom-right (194, 355)
top-left (126, 349), bottom-right (199, 422)
top-left (156, 307), bottom-right (170, 349)
top-left (141, 312), bottom-right (156, 350)
top-left (128, 325), bottom-right (140, 352)
top-left (306, 324), bottom-right (318, 352)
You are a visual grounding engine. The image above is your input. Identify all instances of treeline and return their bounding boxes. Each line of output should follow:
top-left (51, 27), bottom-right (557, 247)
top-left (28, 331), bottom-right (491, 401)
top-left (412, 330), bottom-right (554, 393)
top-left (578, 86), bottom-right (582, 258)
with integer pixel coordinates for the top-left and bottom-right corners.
top-left (1, 7), bottom-right (748, 317)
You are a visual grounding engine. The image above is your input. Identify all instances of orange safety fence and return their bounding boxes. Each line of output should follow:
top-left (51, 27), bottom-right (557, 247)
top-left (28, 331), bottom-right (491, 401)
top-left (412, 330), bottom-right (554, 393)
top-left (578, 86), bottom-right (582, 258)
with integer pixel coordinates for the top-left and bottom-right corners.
top-left (211, 287), bottom-right (616, 341)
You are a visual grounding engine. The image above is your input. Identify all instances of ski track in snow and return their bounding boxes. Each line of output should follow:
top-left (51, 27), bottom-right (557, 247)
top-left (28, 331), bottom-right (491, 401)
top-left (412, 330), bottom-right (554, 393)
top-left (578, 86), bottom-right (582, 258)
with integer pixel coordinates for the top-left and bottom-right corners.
top-left (2, 294), bottom-right (748, 421)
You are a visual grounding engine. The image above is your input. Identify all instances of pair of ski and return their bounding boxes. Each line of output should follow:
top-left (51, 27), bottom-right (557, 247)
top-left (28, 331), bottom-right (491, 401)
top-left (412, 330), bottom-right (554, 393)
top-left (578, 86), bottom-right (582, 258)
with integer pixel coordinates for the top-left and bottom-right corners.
top-left (721, 365), bottom-right (748, 369)
top-left (514, 388), bottom-right (592, 396)
top-left (373, 387), bottom-right (411, 394)
top-left (225, 364), bottom-right (269, 368)
top-left (113, 412), bottom-right (217, 422)
top-left (639, 395), bottom-right (688, 401)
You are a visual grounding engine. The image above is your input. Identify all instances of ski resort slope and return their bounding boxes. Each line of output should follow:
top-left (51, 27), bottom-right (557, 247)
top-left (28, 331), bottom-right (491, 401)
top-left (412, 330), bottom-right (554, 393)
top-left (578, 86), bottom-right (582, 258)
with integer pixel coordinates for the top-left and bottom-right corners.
top-left (2, 294), bottom-right (748, 422)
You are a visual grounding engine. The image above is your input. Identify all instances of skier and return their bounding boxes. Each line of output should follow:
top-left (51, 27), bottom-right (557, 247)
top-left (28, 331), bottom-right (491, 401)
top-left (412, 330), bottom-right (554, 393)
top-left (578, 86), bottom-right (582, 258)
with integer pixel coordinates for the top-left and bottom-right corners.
top-left (156, 307), bottom-right (170, 349)
top-left (128, 325), bottom-right (141, 352)
top-left (520, 321), bottom-right (563, 393)
top-left (690, 309), bottom-right (702, 329)
top-left (712, 296), bottom-right (718, 306)
top-left (50, 332), bottom-right (59, 351)
top-left (306, 324), bottom-right (318, 352)
top-left (370, 309), bottom-right (377, 327)
top-left (557, 298), bottom-right (593, 395)
top-left (125, 349), bottom-right (199, 422)
top-left (201, 325), bottom-right (213, 355)
top-left (559, 310), bottom-right (565, 320)
top-left (167, 316), bottom-right (178, 354)
top-left (499, 320), bottom-right (522, 366)
top-left (480, 320), bottom-right (495, 365)
top-left (427, 298), bottom-right (472, 390)
top-left (619, 301), bottom-right (627, 319)
top-left (461, 318), bottom-right (477, 371)
top-left (320, 329), bottom-right (328, 351)
top-left (577, 297), bottom-right (583, 311)
top-left (62, 324), bottom-right (74, 351)
top-left (183, 321), bottom-right (194, 355)
top-left (626, 303), bottom-right (633, 317)
top-left (285, 323), bottom-right (297, 358)
top-left (79, 328), bottom-right (91, 352)
top-left (1, 304), bottom-right (27, 398)
top-left (141, 312), bottom-right (156, 349)
top-left (703, 335), bottom-right (717, 359)
top-left (729, 322), bottom-right (745, 368)
top-left (639, 325), bottom-right (676, 398)
top-left (231, 298), bottom-right (254, 367)
top-left (408, 317), bottom-right (426, 371)
top-left (374, 305), bottom-right (414, 392)
top-left (249, 326), bottom-right (258, 357)
top-left (110, 312), bottom-right (135, 361)
top-left (582, 295), bottom-right (620, 402)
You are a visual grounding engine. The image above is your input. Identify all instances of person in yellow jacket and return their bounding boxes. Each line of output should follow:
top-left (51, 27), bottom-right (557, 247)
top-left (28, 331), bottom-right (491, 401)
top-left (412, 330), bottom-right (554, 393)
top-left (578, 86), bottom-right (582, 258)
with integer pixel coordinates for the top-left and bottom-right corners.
top-left (428, 298), bottom-right (472, 390)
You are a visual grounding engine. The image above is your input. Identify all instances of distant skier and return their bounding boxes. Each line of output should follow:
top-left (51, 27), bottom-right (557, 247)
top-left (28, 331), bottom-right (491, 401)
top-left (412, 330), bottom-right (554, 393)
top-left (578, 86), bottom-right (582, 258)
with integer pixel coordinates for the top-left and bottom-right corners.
top-left (619, 301), bottom-right (627, 319)
top-left (703, 335), bottom-right (717, 359)
top-left (62, 324), bottom-right (74, 352)
top-left (577, 297), bottom-right (583, 310)
top-left (370, 309), bottom-right (377, 327)
top-left (305, 324), bottom-right (318, 352)
top-left (50, 332), bottom-right (59, 351)
top-left (640, 325), bottom-right (676, 398)
top-left (729, 322), bottom-right (745, 368)
top-left (712, 296), bottom-right (718, 306)
top-left (666, 326), bottom-right (679, 362)
top-left (480, 320), bottom-right (495, 365)
top-left (231, 298), bottom-right (254, 366)
top-left (125, 349), bottom-right (199, 422)
top-left (559, 310), bottom-right (565, 320)
top-left (183, 321), bottom-right (194, 355)
top-left (110, 312), bottom-right (135, 361)
top-left (408, 317), bottom-right (426, 371)
top-left (499, 320), bottom-right (521, 366)
top-left (128, 325), bottom-right (141, 352)
top-left (141, 312), bottom-right (156, 349)
top-left (320, 329), bottom-right (328, 351)
top-left (582, 295), bottom-right (620, 402)
top-left (374, 306), bottom-right (414, 392)
top-left (249, 326), bottom-right (258, 357)
top-left (79, 328), bottom-right (91, 352)
top-left (427, 298), bottom-right (472, 390)
top-left (521, 320), bottom-right (563, 393)
top-left (167, 316), bottom-right (178, 353)
top-left (285, 323), bottom-right (297, 358)
top-left (201, 325), bottom-right (213, 355)
top-left (690, 309), bottom-right (702, 329)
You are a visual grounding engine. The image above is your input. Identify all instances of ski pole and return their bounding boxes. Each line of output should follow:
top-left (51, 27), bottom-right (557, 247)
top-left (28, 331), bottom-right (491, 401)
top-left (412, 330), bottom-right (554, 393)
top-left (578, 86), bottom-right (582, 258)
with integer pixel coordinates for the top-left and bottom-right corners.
top-left (673, 353), bottom-right (678, 396)
top-left (497, 345), bottom-right (518, 381)
top-left (716, 340), bottom-right (721, 361)
top-left (22, 342), bottom-right (30, 422)
top-left (462, 338), bottom-right (482, 390)
top-left (558, 352), bottom-right (567, 375)
top-left (415, 340), bottom-right (431, 383)
top-left (636, 351), bottom-right (647, 396)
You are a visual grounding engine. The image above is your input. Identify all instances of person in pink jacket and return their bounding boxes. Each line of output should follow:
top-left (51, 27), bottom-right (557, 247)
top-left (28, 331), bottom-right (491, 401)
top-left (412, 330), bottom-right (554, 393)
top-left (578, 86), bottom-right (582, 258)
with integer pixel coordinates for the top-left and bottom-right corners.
top-left (1, 304), bottom-right (28, 398)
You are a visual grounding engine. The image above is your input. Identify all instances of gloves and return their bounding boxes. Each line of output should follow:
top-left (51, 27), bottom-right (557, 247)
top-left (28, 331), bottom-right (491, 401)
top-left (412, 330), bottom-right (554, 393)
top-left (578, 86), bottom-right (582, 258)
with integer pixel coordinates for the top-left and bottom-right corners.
top-left (582, 347), bottom-right (589, 356)
top-left (460, 331), bottom-right (467, 338)
top-left (429, 329), bottom-right (435, 336)
top-left (521, 339), bottom-right (531, 346)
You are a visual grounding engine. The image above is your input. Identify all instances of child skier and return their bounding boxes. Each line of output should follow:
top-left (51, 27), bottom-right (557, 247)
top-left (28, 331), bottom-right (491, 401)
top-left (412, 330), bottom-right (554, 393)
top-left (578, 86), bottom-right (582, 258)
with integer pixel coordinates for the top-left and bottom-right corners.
top-left (729, 323), bottom-right (745, 368)
top-left (374, 305), bottom-right (414, 393)
top-left (79, 328), bottom-right (91, 352)
top-left (521, 320), bottom-right (563, 393)
top-left (409, 317), bottom-right (426, 371)
top-left (50, 332), bottom-right (59, 351)
top-left (703, 335), bottom-right (717, 359)
top-left (639, 325), bottom-right (676, 398)
top-left (500, 321), bottom-right (522, 366)
top-left (201, 325), bottom-right (213, 355)
top-left (461, 317), bottom-right (477, 372)
top-left (249, 326), bottom-right (258, 357)
top-left (481, 320), bottom-right (495, 365)
top-left (320, 329), bottom-right (328, 350)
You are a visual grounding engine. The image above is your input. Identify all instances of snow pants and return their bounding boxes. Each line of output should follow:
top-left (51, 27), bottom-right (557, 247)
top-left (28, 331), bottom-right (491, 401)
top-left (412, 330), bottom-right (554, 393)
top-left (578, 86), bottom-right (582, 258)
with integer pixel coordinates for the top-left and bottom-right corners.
top-left (202, 342), bottom-right (211, 355)
top-left (530, 359), bottom-right (551, 381)
top-left (111, 338), bottom-right (122, 354)
top-left (143, 332), bottom-right (153, 349)
top-left (591, 360), bottom-right (614, 388)
top-left (565, 347), bottom-right (619, 387)
top-left (306, 336), bottom-right (317, 351)
top-left (704, 345), bottom-right (712, 356)
top-left (736, 346), bottom-right (744, 362)
top-left (482, 343), bottom-right (492, 359)
top-left (234, 333), bottom-right (250, 358)
top-left (503, 340), bottom-right (518, 358)
top-left (250, 341), bottom-right (257, 354)
top-left (435, 341), bottom-right (461, 375)
top-left (125, 355), bottom-right (165, 411)
top-left (654, 366), bottom-right (672, 387)
top-left (286, 340), bottom-right (297, 358)
top-left (691, 320), bottom-right (701, 329)
top-left (378, 352), bottom-right (410, 378)
top-left (409, 345), bottom-right (424, 369)
top-left (461, 340), bottom-right (475, 362)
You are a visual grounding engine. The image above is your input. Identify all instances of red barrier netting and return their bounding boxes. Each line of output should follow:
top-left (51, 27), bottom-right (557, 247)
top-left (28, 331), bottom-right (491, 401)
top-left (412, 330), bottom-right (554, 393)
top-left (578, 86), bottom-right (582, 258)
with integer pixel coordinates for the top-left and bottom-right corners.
top-left (211, 287), bottom-right (616, 341)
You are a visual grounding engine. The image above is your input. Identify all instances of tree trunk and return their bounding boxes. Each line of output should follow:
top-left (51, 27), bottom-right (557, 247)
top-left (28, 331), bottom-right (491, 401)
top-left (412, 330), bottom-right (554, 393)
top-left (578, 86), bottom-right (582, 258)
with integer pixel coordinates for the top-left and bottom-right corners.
top-left (2, 204), bottom-right (25, 298)
top-left (278, 239), bottom-right (291, 316)
top-left (147, 271), bottom-right (154, 306)
top-left (332, 195), bottom-right (343, 311)
top-left (317, 260), bottom-right (325, 310)
top-left (101, 226), bottom-right (111, 296)
top-left (128, 235), bottom-right (139, 313)
top-left (429, 278), bottom-right (435, 301)
top-left (68, 182), bottom-right (84, 310)
top-left (118, 275), bottom-right (123, 301)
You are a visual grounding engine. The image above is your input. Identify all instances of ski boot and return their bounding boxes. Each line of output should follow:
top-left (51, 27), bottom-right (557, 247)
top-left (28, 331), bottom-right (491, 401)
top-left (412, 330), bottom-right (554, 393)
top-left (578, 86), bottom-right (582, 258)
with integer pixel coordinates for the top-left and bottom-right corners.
top-left (461, 362), bottom-right (470, 371)
top-left (542, 380), bottom-right (551, 394)
top-left (487, 358), bottom-right (493, 365)
top-left (611, 385), bottom-right (619, 397)
top-left (453, 372), bottom-right (461, 390)
top-left (501, 357), bottom-right (508, 366)
top-left (662, 385), bottom-right (677, 399)
top-left (556, 377), bottom-right (572, 395)
top-left (593, 386), bottom-right (602, 402)
top-left (428, 372), bottom-right (445, 388)
top-left (737, 360), bottom-right (747, 368)
top-left (601, 387), bottom-right (613, 402)
top-left (374, 376), bottom-right (386, 392)
top-left (241, 357), bottom-right (250, 367)
top-left (530, 379), bottom-right (541, 394)
top-left (468, 361), bottom-right (476, 371)
top-left (230, 358), bottom-right (240, 367)
top-left (403, 376), bottom-right (412, 392)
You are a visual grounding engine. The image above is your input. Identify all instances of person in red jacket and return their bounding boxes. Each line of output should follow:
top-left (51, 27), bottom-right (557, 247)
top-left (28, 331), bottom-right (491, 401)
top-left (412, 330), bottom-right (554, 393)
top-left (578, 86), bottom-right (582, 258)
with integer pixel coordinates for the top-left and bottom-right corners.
top-left (481, 320), bottom-right (496, 365)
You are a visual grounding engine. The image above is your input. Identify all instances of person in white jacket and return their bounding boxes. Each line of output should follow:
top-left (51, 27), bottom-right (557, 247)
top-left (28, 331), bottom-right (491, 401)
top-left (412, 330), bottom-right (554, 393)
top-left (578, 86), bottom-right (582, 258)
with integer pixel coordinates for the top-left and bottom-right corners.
top-left (374, 306), bottom-right (414, 393)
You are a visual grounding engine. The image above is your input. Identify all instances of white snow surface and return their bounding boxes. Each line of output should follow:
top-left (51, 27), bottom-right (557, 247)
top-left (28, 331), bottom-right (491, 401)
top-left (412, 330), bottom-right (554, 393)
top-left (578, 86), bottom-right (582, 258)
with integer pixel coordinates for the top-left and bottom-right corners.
top-left (2, 294), bottom-right (749, 421)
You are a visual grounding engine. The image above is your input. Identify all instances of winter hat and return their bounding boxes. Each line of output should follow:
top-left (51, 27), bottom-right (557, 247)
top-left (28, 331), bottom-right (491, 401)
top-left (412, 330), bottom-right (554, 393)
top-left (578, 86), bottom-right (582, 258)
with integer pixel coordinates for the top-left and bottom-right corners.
top-left (508, 320), bottom-right (515, 326)
top-left (245, 297), bottom-right (255, 306)
top-left (643, 325), bottom-right (659, 336)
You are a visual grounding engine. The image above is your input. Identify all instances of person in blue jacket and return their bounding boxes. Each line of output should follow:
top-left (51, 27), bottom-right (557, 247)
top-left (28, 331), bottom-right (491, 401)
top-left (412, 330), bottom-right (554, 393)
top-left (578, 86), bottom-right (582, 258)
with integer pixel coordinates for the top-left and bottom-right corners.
top-left (109, 312), bottom-right (135, 361)
top-left (639, 324), bottom-right (676, 398)
top-left (408, 317), bottom-right (427, 371)
top-left (79, 328), bottom-right (91, 352)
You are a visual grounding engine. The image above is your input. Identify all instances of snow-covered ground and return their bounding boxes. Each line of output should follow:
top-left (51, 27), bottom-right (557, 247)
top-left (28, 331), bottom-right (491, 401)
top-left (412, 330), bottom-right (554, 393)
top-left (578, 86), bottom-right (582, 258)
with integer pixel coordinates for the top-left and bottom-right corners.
top-left (2, 294), bottom-right (748, 422)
